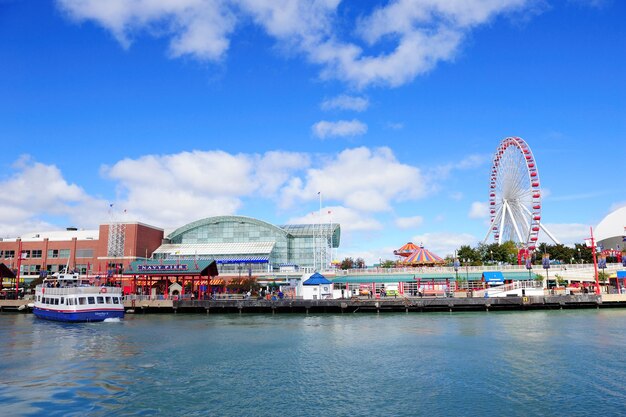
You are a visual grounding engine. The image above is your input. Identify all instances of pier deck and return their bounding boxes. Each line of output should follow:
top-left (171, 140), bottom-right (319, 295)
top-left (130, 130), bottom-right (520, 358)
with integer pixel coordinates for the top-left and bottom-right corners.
top-left (3, 294), bottom-right (626, 314)
top-left (130, 294), bottom-right (624, 314)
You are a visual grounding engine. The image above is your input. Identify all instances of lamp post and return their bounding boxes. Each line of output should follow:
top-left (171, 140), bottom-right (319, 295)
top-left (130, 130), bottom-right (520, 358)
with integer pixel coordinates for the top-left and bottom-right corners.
top-left (526, 256), bottom-right (533, 281)
top-left (598, 255), bottom-right (606, 289)
top-left (464, 259), bottom-right (470, 282)
top-left (542, 253), bottom-right (550, 289)
top-left (453, 257), bottom-right (460, 285)
top-left (578, 248), bottom-right (581, 265)
top-left (490, 250), bottom-right (493, 265)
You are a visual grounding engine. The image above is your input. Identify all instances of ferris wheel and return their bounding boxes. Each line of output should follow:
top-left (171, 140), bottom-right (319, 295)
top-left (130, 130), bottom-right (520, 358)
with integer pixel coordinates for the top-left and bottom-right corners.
top-left (483, 137), bottom-right (559, 250)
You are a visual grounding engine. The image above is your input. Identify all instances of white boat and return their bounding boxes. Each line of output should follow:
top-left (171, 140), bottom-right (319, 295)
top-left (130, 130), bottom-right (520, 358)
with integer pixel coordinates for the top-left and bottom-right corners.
top-left (33, 270), bottom-right (124, 322)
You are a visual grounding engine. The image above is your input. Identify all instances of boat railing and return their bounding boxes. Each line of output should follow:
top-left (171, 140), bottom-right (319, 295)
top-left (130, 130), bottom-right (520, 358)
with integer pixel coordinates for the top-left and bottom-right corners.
top-left (39, 286), bottom-right (122, 296)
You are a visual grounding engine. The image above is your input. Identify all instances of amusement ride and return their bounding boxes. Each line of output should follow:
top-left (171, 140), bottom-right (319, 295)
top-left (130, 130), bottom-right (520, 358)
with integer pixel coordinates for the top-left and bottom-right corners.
top-left (483, 137), bottom-right (559, 258)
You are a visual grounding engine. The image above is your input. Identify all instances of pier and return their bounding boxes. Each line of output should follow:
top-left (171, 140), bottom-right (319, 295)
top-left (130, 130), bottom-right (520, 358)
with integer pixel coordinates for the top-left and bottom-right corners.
top-left (3, 294), bottom-right (626, 314)
top-left (129, 293), bottom-right (624, 314)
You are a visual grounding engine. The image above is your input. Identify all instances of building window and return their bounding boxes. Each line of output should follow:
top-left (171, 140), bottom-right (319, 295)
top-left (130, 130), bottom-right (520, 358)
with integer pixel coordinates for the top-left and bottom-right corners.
top-left (4, 250), bottom-right (15, 259)
top-left (59, 249), bottom-right (70, 258)
top-left (76, 249), bottom-right (94, 258)
top-left (48, 249), bottom-right (59, 258)
top-left (31, 250), bottom-right (42, 258)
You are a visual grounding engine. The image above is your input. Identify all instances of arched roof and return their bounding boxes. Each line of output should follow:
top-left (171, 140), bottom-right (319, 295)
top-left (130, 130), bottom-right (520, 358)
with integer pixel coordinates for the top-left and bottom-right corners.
top-left (595, 206), bottom-right (626, 242)
top-left (167, 215), bottom-right (289, 240)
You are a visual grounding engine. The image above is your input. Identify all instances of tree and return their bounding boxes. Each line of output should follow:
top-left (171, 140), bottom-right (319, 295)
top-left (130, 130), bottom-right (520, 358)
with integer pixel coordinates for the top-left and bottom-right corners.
top-left (380, 259), bottom-right (396, 268)
top-left (355, 257), bottom-right (366, 269)
top-left (340, 257), bottom-right (354, 270)
top-left (456, 245), bottom-right (481, 264)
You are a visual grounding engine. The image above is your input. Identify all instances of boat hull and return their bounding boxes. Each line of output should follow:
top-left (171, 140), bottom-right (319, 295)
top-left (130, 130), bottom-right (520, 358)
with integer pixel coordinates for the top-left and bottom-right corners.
top-left (33, 307), bottom-right (124, 322)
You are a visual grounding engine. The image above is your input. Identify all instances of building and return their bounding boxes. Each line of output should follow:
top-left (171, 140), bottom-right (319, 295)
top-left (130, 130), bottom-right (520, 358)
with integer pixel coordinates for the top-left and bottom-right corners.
top-left (0, 223), bottom-right (164, 282)
top-left (153, 215), bottom-right (341, 275)
top-left (595, 206), bottom-right (626, 255)
top-left (0, 215), bottom-right (341, 287)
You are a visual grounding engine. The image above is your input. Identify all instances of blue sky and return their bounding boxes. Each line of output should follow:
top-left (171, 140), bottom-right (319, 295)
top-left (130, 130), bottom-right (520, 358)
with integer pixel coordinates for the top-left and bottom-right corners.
top-left (1, 0), bottom-right (624, 263)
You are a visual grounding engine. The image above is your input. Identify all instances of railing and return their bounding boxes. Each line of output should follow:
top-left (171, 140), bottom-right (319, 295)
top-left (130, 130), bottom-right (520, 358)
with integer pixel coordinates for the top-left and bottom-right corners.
top-left (40, 286), bottom-right (122, 296)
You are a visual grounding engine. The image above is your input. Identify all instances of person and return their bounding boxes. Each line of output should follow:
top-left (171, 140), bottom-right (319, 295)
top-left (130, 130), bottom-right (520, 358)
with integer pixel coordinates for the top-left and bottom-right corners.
top-left (278, 290), bottom-right (284, 300)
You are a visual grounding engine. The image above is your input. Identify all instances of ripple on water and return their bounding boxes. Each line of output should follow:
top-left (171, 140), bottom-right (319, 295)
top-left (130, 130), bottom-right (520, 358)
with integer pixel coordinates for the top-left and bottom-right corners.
top-left (2, 311), bottom-right (626, 416)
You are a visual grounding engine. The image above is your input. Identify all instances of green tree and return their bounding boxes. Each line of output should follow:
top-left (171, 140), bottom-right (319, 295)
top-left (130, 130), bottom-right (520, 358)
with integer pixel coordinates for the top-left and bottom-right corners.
top-left (355, 257), bottom-right (366, 269)
top-left (340, 257), bottom-right (354, 270)
top-left (380, 259), bottom-right (396, 268)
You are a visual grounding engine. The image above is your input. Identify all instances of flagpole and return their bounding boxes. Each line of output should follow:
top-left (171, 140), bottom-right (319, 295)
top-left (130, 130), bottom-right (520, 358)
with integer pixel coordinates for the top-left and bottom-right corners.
top-left (15, 239), bottom-right (22, 300)
top-left (318, 192), bottom-right (322, 272)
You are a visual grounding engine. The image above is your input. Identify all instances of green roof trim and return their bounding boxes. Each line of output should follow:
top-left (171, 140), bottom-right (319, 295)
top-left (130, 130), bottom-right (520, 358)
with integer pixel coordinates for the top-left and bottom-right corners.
top-left (331, 271), bottom-right (534, 284)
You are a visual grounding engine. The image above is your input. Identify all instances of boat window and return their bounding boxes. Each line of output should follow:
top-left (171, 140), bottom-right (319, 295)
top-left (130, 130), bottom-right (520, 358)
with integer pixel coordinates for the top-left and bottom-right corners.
top-left (60, 297), bottom-right (64, 304)
top-left (88, 297), bottom-right (95, 305)
top-left (42, 297), bottom-right (46, 304)
top-left (66, 298), bottom-right (71, 306)
top-left (97, 296), bottom-right (104, 304)
top-left (54, 298), bottom-right (59, 305)
top-left (79, 297), bottom-right (86, 305)
top-left (112, 297), bottom-right (119, 304)
top-left (105, 296), bottom-right (112, 304)
top-left (37, 295), bottom-right (40, 302)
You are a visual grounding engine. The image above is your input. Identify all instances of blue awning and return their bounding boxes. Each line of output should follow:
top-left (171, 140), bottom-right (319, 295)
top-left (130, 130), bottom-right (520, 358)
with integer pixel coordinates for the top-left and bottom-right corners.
top-left (215, 256), bottom-right (269, 264)
top-left (483, 271), bottom-right (504, 283)
top-left (617, 271), bottom-right (626, 278)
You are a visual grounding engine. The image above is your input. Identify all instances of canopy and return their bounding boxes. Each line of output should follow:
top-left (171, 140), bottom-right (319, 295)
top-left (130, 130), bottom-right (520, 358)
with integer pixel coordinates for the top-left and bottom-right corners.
top-left (0, 263), bottom-right (16, 278)
top-left (394, 242), bottom-right (420, 257)
top-left (401, 247), bottom-right (445, 266)
top-left (483, 271), bottom-right (504, 283)
top-left (617, 271), bottom-right (626, 278)
top-left (303, 272), bottom-right (332, 285)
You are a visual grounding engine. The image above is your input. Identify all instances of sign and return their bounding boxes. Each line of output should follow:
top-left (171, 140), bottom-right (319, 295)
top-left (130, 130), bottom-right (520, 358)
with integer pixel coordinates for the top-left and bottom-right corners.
top-left (137, 264), bottom-right (189, 272)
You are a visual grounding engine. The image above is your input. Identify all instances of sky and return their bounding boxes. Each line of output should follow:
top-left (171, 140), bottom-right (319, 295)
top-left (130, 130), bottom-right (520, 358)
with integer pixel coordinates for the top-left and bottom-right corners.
top-left (0, 0), bottom-right (624, 264)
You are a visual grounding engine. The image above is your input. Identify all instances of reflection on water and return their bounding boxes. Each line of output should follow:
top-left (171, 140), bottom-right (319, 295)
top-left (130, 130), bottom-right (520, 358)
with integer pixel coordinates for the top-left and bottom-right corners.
top-left (1, 310), bottom-right (625, 416)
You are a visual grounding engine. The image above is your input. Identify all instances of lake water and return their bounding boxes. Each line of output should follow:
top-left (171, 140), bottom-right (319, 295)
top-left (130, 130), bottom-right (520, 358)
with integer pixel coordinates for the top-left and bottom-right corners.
top-left (1, 310), bottom-right (625, 416)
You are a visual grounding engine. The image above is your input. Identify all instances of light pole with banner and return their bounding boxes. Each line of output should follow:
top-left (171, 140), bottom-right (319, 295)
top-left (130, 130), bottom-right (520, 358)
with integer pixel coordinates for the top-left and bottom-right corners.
top-left (542, 253), bottom-right (550, 289)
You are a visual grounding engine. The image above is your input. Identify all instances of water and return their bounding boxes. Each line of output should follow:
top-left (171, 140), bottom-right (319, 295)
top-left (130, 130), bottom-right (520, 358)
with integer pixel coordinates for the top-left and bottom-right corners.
top-left (1, 310), bottom-right (625, 416)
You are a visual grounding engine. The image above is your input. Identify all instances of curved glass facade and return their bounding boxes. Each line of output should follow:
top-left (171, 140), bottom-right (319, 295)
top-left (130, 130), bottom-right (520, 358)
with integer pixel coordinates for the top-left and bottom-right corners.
top-left (160, 216), bottom-right (340, 273)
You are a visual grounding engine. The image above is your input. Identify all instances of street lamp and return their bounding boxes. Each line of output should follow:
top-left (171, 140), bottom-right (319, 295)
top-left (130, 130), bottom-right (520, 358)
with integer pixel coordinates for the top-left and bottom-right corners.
top-left (526, 256), bottom-right (533, 281)
top-left (490, 250), bottom-right (493, 265)
top-left (542, 253), bottom-right (550, 289)
top-left (598, 255), bottom-right (607, 287)
top-left (578, 248), bottom-right (581, 265)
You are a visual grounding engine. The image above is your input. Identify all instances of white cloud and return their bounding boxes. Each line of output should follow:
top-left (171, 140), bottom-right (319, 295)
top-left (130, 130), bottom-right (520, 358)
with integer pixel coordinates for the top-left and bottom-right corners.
top-left (287, 205), bottom-right (382, 232)
top-left (411, 231), bottom-right (477, 258)
top-left (103, 149), bottom-right (310, 228)
top-left (57, 0), bottom-right (237, 61)
top-left (321, 95), bottom-right (369, 112)
top-left (468, 201), bottom-right (489, 219)
top-left (312, 119), bottom-right (368, 139)
top-left (539, 223), bottom-right (589, 246)
top-left (609, 201), bottom-right (626, 212)
top-left (280, 146), bottom-right (428, 212)
top-left (57, 0), bottom-right (537, 88)
top-left (449, 191), bottom-right (463, 201)
top-left (0, 156), bottom-right (107, 236)
top-left (431, 153), bottom-right (490, 179)
top-left (395, 215), bottom-right (424, 229)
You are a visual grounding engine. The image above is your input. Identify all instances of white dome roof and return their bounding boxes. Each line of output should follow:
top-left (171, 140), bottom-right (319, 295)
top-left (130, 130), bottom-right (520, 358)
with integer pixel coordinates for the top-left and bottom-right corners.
top-left (595, 206), bottom-right (626, 242)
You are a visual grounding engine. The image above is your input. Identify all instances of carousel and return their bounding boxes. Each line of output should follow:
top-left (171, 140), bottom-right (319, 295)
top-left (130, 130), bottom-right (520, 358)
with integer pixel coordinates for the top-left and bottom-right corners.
top-left (395, 243), bottom-right (445, 267)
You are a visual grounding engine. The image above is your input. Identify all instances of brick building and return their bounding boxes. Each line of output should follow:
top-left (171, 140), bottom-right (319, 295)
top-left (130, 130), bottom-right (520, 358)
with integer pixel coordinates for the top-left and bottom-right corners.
top-left (0, 222), bottom-right (163, 282)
